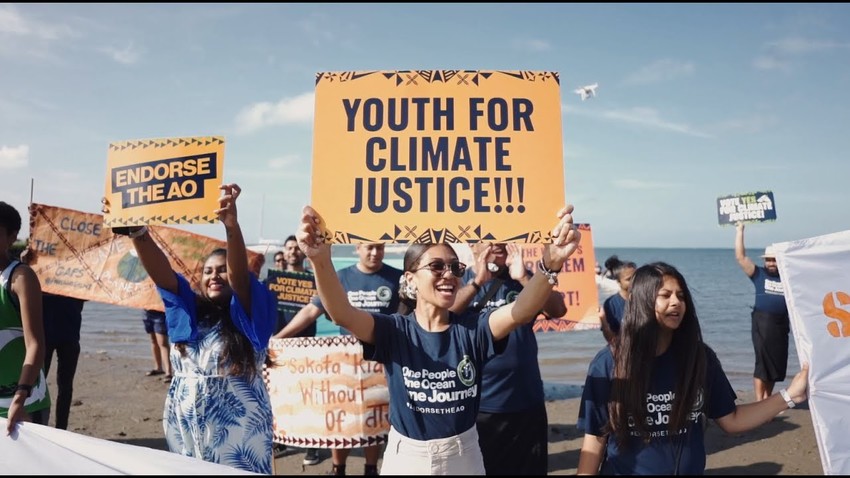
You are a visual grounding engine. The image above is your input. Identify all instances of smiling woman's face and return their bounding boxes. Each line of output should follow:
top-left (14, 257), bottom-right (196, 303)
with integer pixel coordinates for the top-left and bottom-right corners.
top-left (201, 253), bottom-right (232, 303)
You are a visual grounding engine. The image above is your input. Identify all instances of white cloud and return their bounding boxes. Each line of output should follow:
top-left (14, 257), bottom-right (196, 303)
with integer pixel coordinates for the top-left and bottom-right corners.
top-left (234, 92), bottom-right (315, 134)
top-left (512, 38), bottom-right (551, 52)
top-left (570, 106), bottom-right (712, 138)
top-left (0, 145), bottom-right (29, 169)
top-left (0, 4), bottom-right (74, 40)
top-left (624, 59), bottom-right (695, 85)
top-left (767, 37), bottom-right (850, 55)
top-left (100, 42), bottom-right (142, 65)
top-left (712, 115), bottom-right (778, 134)
top-left (753, 56), bottom-right (791, 71)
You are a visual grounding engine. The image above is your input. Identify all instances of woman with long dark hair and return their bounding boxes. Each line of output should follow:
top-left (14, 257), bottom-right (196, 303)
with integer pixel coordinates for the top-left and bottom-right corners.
top-left (109, 184), bottom-right (276, 473)
top-left (296, 204), bottom-right (580, 475)
top-left (577, 262), bottom-right (809, 475)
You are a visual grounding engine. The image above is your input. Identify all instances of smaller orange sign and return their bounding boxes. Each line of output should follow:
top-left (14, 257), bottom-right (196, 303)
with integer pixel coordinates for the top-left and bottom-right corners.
top-left (103, 136), bottom-right (224, 227)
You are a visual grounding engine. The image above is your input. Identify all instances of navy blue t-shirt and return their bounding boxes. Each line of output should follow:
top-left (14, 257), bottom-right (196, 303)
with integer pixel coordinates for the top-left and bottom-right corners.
top-left (603, 293), bottom-right (627, 335)
top-left (460, 268), bottom-right (544, 413)
top-left (311, 264), bottom-right (402, 335)
top-left (362, 311), bottom-right (505, 440)
top-left (578, 345), bottom-right (737, 475)
top-left (42, 293), bottom-right (85, 345)
top-left (751, 267), bottom-right (787, 316)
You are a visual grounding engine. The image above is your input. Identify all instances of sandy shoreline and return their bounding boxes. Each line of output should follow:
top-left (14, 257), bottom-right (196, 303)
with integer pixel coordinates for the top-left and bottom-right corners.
top-left (42, 351), bottom-right (823, 475)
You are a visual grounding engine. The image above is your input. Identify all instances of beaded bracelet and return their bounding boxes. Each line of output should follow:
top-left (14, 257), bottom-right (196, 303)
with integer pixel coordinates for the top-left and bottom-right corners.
top-left (537, 259), bottom-right (559, 286)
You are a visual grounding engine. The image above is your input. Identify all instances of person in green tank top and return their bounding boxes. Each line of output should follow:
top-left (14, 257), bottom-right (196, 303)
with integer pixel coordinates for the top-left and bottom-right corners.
top-left (0, 202), bottom-right (50, 434)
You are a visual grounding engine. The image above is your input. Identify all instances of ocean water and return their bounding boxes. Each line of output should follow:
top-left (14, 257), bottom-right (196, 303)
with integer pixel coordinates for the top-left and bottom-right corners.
top-left (79, 247), bottom-right (800, 394)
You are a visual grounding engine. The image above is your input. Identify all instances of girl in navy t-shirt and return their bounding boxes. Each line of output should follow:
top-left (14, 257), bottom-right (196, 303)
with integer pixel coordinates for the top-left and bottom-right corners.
top-left (296, 204), bottom-right (581, 475)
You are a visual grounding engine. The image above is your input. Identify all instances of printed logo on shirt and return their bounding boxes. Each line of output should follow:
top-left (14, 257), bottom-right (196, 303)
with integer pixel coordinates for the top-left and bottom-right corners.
top-left (764, 278), bottom-right (784, 296)
top-left (376, 285), bottom-right (393, 302)
top-left (402, 364), bottom-right (479, 415)
top-left (823, 291), bottom-right (850, 338)
top-left (627, 388), bottom-right (704, 438)
top-left (506, 290), bottom-right (520, 304)
top-left (457, 355), bottom-right (475, 386)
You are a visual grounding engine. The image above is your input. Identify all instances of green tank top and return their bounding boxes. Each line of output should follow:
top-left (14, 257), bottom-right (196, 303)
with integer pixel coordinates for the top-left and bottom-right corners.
top-left (0, 261), bottom-right (51, 417)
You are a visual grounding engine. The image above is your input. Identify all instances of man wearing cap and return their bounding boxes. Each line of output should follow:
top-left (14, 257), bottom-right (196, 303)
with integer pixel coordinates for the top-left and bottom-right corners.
top-left (735, 222), bottom-right (790, 401)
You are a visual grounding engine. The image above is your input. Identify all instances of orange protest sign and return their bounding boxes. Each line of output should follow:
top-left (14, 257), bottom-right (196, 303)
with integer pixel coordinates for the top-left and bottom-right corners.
top-left (28, 203), bottom-right (260, 311)
top-left (312, 70), bottom-right (564, 244)
top-left (265, 337), bottom-right (390, 448)
top-left (103, 136), bottom-right (224, 227)
top-left (451, 223), bottom-right (601, 332)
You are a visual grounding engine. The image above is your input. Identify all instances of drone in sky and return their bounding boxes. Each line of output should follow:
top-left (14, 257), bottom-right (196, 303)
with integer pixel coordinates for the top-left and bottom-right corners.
top-left (574, 83), bottom-right (598, 101)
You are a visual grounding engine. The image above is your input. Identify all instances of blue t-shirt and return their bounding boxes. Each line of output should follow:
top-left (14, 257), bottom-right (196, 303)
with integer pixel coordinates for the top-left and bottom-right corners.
top-left (603, 293), bottom-right (627, 335)
top-left (461, 269), bottom-right (544, 413)
top-left (42, 293), bottom-right (85, 345)
top-left (157, 272), bottom-right (276, 352)
top-left (362, 311), bottom-right (505, 441)
top-left (311, 264), bottom-right (402, 335)
top-left (578, 345), bottom-right (737, 475)
top-left (751, 267), bottom-right (788, 316)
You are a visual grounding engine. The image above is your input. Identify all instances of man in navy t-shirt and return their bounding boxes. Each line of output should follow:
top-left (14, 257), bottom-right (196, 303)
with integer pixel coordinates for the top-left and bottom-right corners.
top-left (735, 223), bottom-right (789, 402)
top-left (450, 242), bottom-right (566, 475)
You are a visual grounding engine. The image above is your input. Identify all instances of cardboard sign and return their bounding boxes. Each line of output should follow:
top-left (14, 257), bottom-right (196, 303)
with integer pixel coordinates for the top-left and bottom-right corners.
top-left (265, 336), bottom-right (390, 448)
top-left (311, 70), bottom-right (565, 244)
top-left (716, 190), bottom-right (777, 226)
top-left (28, 203), bottom-right (260, 310)
top-left (103, 136), bottom-right (224, 227)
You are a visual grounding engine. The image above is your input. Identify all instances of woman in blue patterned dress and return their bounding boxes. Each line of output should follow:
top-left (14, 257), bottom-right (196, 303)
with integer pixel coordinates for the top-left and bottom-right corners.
top-left (110, 184), bottom-right (276, 473)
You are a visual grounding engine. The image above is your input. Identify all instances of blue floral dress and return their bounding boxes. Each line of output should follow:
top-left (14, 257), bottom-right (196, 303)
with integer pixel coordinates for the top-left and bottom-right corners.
top-left (158, 273), bottom-right (276, 474)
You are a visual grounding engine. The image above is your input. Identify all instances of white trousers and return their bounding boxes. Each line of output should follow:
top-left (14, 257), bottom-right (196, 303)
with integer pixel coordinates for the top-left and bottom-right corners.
top-left (380, 425), bottom-right (485, 475)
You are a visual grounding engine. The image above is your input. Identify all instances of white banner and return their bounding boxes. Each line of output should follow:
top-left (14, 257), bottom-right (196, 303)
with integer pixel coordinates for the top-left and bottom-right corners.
top-left (774, 230), bottom-right (850, 475)
top-left (0, 418), bottom-right (257, 475)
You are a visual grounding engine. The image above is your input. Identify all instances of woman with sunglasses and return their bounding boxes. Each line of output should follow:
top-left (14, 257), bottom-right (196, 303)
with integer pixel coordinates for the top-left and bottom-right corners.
top-left (296, 204), bottom-right (581, 475)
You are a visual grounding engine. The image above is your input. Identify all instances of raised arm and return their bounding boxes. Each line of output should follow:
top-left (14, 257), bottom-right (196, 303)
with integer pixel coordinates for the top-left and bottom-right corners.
top-left (104, 197), bottom-right (178, 293)
top-left (714, 363), bottom-right (809, 434)
top-left (506, 242), bottom-right (566, 318)
top-left (735, 222), bottom-right (756, 278)
top-left (274, 302), bottom-right (322, 338)
top-left (488, 205), bottom-right (580, 340)
top-left (5, 264), bottom-right (44, 434)
top-left (217, 184), bottom-right (251, 312)
top-left (296, 206), bottom-right (375, 343)
top-left (449, 244), bottom-right (495, 314)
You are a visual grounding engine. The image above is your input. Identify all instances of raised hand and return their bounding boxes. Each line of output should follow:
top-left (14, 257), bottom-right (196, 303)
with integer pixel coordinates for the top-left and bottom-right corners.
top-left (505, 243), bottom-right (527, 281)
top-left (215, 184), bottom-right (241, 228)
top-left (544, 205), bottom-right (581, 269)
top-left (296, 205), bottom-right (330, 260)
top-left (471, 242), bottom-right (496, 283)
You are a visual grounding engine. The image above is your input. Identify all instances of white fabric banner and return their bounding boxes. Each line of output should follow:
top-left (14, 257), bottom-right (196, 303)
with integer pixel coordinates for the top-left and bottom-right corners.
top-left (774, 229), bottom-right (850, 475)
top-left (0, 418), bottom-right (257, 475)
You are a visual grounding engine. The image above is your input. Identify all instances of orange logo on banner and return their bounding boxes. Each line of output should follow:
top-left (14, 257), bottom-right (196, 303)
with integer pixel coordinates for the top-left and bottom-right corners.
top-left (312, 70), bottom-right (564, 244)
top-left (28, 203), bottom-right (260, 310)
top-left (103, 136), bottom-right (224, 227)
top-left (823, 291), bottom-right (850, 338)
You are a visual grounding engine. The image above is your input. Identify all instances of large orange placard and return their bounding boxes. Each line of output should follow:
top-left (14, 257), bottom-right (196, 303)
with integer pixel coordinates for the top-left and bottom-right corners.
top-left (312, 70), bottom-right (564, 244)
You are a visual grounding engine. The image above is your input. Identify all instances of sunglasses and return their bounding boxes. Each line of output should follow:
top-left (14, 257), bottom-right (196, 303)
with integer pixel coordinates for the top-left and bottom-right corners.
top-left (416, 260), bottom-right (467, 278)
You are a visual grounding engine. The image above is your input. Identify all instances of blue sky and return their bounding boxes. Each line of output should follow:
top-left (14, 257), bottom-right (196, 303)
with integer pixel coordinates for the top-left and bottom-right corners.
top-left (2, 3), bottom-right (848, 249)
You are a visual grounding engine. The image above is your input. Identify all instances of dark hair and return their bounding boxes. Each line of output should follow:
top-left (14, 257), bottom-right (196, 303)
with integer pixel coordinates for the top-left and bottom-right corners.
top-left (0, 202), bottom-right (22, 237)
top-left (284, 234), bottom-right (297, 244)
top-left (613, 260), bottom-right (637, 281)
top-left (607, 262), bottom-right (706, 447)
top-left (175, 247), bottom-right (258, 379)
top-left (603, 255), bottom-right (621, 279)
top-left (397, 244), bottom-right (457, 315)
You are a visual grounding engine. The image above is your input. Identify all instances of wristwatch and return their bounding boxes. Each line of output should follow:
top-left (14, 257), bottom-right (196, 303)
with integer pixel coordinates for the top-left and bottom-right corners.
top-left (779, 388), bottom-right (795, 409)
